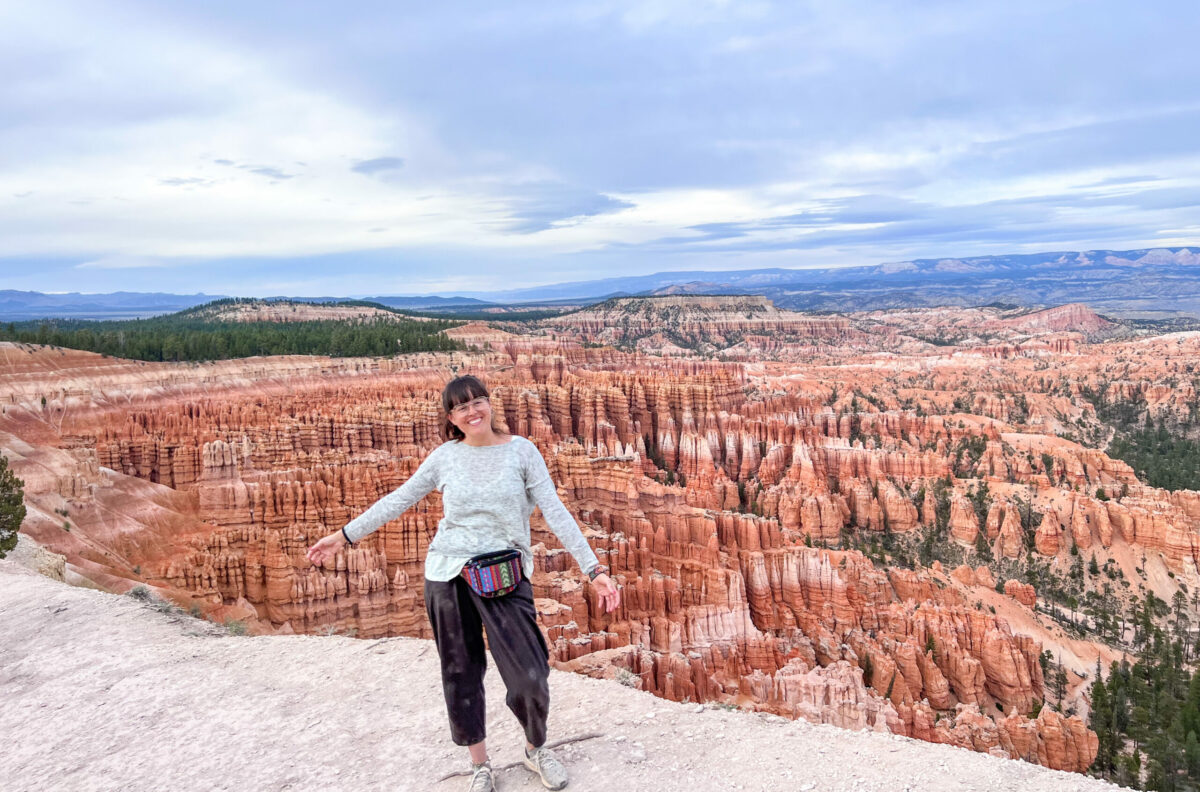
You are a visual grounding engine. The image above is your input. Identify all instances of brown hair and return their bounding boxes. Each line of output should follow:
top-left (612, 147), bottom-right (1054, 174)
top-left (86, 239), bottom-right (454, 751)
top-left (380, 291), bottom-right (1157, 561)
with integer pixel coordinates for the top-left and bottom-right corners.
top-left (440, 374), bottom-right (506, 441)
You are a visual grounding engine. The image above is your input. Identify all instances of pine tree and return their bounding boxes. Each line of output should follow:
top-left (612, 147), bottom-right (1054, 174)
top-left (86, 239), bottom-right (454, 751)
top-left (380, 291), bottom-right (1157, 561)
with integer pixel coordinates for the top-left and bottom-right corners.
top-left (1184, 730), bottom-right (1200, 780)
top-left (0, 453), bottom-right (25, 559)
top-left (1052, 661), bottom-right (1068, 708)
top-left (1183, 674), bottom-right (1200, 739)
top-left (1089, 673), bottom-right (1114, 774)
top-left (1130, 704), bottom-right (1151, 753)
top-left (1117, 751), bottom-right (1141, 788)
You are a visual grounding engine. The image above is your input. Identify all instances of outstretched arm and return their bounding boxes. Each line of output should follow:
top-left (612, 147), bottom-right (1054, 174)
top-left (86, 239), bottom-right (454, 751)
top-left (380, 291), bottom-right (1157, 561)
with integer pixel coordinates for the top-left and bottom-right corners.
top-left (525, 443), bottom-right (621, 613)
top-left (526, 471), bottom-right (600, 573)
top-left (306, 448), bottom-right (441, 567)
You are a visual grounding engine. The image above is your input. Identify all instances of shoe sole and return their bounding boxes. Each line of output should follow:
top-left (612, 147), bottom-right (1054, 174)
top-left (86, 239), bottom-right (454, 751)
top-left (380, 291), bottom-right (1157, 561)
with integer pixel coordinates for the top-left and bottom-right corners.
top-left (522, 757), bottom-right (568, 790)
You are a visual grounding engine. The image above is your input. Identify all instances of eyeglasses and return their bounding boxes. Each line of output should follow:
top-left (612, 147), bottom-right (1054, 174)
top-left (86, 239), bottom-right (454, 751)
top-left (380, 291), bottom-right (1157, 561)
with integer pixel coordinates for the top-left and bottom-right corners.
top-left (450, 396), bottom-right (489, 418)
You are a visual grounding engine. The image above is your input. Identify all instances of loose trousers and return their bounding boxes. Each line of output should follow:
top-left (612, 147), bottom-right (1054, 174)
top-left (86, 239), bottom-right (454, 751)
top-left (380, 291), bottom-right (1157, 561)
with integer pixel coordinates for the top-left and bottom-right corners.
top-left (424, 575), bottom-right (551, 747)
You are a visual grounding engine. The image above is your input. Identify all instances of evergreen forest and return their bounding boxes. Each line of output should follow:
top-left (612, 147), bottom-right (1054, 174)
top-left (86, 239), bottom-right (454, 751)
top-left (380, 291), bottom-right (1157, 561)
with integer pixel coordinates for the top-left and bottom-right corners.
top-left (1080, 382), bottom-right (1200, 491)
top-left (1088, 589), bottom-right (1200, 790)
top-left (0, 300), bottom-right (466, 361)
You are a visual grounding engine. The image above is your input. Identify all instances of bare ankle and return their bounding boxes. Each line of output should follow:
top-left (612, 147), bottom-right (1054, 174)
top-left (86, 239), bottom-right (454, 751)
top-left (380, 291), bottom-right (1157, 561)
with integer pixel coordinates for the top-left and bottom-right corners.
top-left (468, 739), bottom-right (489, 765)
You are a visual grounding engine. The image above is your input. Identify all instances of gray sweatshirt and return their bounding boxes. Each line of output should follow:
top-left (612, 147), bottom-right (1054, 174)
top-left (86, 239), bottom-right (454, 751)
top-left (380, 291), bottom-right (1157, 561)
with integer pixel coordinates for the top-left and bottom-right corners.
top-left (342, 434), bottom-right (600, 581)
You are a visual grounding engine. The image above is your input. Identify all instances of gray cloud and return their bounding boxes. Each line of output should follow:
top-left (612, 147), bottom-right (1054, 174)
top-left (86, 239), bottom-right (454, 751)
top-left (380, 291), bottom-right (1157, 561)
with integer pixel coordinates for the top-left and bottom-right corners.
top-left (502, 182), bottom-right (634, 233)
top-left (352, 156), bottom-right (405, 176)
top-left (650, 186), bottom-right (1196, 256)
top-left (211, 159), bottom-right (296, 180)
top-left (672, 196), bottom-right (935, 245)
top-left (160, 177), bottom-right (211, 187)
top-left (245, 166), bottom-right (294, 180)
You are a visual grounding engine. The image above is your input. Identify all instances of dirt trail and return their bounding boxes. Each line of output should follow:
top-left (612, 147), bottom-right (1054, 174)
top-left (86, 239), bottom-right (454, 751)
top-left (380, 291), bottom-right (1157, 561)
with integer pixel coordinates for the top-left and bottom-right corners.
top-left (0, 561), bottom-right (1124, 792)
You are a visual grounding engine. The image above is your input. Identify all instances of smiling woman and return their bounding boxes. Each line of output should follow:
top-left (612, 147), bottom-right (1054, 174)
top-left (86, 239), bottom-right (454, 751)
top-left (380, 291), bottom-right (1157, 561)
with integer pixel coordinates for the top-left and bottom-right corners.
top-left (306, 374), bottom-right (619, 791)
top-left (442, 378), bottom-right (498, 441)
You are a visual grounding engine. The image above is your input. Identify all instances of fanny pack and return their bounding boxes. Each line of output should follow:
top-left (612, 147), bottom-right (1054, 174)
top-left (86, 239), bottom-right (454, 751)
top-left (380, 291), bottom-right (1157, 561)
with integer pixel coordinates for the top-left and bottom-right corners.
top-left (461, 549), bottom-right (523, 598)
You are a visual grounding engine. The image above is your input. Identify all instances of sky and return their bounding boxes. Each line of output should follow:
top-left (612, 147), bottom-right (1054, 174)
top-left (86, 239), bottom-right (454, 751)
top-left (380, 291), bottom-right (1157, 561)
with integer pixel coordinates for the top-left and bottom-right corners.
top-left (2, 0), bottom-right (1200, 297)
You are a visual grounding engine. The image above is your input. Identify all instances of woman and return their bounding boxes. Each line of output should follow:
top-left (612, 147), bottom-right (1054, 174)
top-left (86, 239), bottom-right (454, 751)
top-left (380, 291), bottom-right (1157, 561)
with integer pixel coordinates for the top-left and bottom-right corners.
top-left (307, 375), bottom-right (620, 791)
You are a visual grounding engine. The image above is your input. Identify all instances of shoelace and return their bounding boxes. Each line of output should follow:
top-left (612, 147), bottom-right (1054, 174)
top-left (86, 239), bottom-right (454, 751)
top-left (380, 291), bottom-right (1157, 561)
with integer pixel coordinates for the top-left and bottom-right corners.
top-left (530, 748), bottom-right (564, 774)
top-left (469, 763), bottom-right (493, 792)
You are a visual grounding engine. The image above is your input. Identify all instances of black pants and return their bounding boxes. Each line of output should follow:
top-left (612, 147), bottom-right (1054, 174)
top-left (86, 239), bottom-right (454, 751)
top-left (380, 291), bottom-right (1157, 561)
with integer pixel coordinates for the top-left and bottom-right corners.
top-left (424, 576), bottom-right (551, 747)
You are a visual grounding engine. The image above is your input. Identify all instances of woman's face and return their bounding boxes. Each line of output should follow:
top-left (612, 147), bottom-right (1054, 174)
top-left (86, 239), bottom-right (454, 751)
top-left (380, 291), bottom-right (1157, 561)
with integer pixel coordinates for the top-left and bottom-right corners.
top-left (447, 394), bottom-right (493, 441)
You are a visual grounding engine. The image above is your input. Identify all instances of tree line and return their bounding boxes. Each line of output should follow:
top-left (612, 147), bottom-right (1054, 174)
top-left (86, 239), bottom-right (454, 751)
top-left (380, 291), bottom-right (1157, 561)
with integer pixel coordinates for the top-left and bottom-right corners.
top-left (0, 314), bottom-right (466, 361)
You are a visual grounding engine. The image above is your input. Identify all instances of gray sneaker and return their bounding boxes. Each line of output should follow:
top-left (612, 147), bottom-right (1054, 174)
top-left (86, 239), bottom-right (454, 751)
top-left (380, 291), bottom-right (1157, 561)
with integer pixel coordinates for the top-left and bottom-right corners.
top-left (523, 745), bottom-right (568, 790)
top-left (467, 761), bottom-right (495, 792)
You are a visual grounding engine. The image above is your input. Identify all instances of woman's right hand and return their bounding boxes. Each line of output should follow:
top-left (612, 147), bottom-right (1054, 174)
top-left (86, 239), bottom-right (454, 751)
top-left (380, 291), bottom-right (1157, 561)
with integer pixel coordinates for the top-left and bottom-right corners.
top-left (306, 531), bottom-right (348, 567)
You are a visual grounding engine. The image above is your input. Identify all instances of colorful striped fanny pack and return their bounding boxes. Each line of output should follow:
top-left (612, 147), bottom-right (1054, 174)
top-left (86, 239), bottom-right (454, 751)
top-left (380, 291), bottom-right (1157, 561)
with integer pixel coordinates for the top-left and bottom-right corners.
top-left (461, 549), bottom-right (523, 598)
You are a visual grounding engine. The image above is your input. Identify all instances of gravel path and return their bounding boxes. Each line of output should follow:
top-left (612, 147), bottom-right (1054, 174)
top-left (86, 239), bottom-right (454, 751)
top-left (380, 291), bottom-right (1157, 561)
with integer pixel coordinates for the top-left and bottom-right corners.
top-left (0, 561), bottom-right (1126, 792)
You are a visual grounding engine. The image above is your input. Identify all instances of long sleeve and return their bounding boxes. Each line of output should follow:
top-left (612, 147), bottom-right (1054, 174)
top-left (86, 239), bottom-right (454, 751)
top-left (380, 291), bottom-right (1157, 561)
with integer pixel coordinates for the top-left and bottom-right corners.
top-left (343, 448), bottom-right (441, 543)
top-left (524, 447), bottom-right (600, 574)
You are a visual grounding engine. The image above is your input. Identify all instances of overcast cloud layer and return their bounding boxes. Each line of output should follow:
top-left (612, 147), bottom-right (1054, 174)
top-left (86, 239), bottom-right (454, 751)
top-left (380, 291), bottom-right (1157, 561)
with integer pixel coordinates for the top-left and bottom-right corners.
top-left (2, 0), bottom-right (1199, 296)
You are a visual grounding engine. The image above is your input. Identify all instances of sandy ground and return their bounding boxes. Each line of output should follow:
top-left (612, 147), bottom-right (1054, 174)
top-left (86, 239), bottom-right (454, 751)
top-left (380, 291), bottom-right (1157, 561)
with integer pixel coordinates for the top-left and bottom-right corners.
top-left (0, 560), bottom-right (1126, 792)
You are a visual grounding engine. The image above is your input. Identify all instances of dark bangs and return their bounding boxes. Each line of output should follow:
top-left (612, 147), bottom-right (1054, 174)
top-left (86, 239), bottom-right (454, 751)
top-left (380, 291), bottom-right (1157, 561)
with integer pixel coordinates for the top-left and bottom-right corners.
top-left (440, 375), bottom-right (491, 441)
top-left (442, 375), bottom-right (490, 414)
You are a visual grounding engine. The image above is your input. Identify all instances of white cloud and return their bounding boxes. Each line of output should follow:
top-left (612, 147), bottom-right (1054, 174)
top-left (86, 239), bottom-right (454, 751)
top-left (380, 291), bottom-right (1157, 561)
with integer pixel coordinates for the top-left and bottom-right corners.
top-left (0, 1), bottom-right (600, 261)
top-left (76, 255), bottom-right (171, 270)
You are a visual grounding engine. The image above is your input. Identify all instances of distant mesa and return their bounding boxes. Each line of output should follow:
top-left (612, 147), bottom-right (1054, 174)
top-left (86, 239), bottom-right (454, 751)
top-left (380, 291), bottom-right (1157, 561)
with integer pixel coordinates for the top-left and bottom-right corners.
top-left (989, 303), bottom-right (1116, 338)
top-left (185, 298), bottom-right (430, 324)
top-left (533, 295), bottom-right (1120, 357)
top-left (650, 281), bottom-right (728, 295)
top-left (1103, 247), bottom-right (1200, 268)
top-left (443, 321), bottom-right (518, 347)
top-left (933, 259), bottom-right (987, 273)
top-left (541, 295), bottom-right (852, 354)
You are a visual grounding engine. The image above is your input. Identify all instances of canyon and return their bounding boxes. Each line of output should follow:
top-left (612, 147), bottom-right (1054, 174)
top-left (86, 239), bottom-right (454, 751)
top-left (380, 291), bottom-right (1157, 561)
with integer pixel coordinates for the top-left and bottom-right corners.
top-left (6, 296), bottom-right (1200, 775)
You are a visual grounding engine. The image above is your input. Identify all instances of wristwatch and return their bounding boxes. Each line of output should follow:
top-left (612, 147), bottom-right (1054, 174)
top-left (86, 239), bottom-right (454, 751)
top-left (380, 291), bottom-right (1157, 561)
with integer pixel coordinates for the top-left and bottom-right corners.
top-left (587, 564), bottom-right (609, 581)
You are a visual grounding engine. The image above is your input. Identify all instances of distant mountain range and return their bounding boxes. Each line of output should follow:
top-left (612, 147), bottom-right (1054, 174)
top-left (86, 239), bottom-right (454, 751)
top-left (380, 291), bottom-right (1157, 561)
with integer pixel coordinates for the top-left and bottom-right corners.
top-left (6, 246), bottom-right (1200, 320)
top-left (463, 247), bottom-right (1200, 318)
top-left (0, 290), bottom-right (224, 321)
top-left (0, 291), bottom-right (491, 321)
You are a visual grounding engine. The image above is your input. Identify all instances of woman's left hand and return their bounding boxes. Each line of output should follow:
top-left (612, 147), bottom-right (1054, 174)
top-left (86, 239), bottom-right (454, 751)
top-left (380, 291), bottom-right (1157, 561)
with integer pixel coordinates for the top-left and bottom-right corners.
top-left (591, 573), bottom-right (621, 613)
